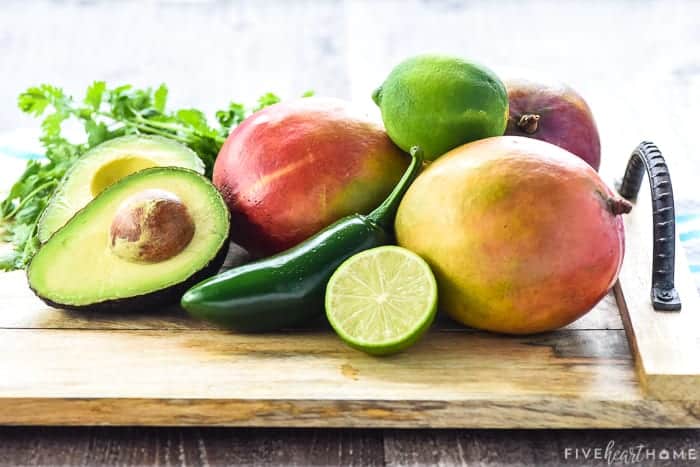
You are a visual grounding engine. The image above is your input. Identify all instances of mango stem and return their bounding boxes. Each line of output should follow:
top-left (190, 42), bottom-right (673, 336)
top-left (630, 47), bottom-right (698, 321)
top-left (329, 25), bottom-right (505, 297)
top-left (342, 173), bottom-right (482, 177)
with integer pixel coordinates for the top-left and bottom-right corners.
top-left (517, 114), bottom-right (540, 134)
top-left (608, 197), bottom-right (633, 215)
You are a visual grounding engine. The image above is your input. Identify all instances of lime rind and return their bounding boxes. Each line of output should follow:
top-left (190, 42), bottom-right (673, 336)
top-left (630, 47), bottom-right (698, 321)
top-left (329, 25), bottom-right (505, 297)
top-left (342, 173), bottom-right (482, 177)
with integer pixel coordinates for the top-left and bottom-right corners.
top-left (325, 246), bottom-right (438, 355)
top-left (374, 54), bottom-right (509, 160)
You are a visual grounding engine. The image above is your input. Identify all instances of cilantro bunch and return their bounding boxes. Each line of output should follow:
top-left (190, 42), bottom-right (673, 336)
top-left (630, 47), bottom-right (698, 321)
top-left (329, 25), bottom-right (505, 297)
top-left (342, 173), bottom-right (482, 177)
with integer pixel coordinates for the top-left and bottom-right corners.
top-left (0, 82), bottom-right (289, 270)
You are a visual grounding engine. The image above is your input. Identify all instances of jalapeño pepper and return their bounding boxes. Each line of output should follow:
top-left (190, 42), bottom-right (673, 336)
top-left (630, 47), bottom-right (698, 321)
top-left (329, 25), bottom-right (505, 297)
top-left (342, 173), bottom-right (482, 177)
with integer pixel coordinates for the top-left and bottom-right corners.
top-left (181, 147), bottom-right (423, 332)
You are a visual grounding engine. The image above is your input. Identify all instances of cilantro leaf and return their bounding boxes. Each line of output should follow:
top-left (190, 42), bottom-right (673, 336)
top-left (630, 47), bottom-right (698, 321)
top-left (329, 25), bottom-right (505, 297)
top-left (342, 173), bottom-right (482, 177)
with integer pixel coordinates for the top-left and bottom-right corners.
top-left (2, 82), bottom-right (310, 270)
top-left (153, 84), bottom-right (168, 113)
top-left (253, 92), bottom-right (281, 112)
top-left (84, 81), bottom-right (106, 112)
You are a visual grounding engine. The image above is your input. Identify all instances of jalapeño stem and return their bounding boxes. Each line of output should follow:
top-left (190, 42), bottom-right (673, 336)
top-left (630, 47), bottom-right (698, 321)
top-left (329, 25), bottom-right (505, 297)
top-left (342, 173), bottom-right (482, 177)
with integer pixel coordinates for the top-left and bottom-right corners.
top-left (367, 146), bottom-right (423, 231)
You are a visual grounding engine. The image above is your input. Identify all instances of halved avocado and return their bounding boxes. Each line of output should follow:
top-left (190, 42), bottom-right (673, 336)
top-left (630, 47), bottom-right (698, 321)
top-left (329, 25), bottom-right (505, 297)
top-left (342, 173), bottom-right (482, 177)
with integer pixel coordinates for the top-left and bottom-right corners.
top-left (37, 135), bottom-right (205, 243)
top-left (28, 167), bottom-right (230, 312)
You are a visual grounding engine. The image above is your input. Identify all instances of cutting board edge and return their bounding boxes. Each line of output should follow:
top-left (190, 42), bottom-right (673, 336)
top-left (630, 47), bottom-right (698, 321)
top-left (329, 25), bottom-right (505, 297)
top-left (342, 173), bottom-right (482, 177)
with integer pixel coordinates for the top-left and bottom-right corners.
top-left (1, 396), bottom-right (698, 428)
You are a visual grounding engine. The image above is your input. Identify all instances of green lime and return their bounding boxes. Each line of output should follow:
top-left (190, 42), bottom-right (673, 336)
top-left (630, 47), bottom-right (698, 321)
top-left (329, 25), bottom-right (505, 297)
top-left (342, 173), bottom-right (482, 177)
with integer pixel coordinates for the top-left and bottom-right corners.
top-left (325, 246), bottom-right (438, 355)
top-left (373, 54), bottom-right (509, 160)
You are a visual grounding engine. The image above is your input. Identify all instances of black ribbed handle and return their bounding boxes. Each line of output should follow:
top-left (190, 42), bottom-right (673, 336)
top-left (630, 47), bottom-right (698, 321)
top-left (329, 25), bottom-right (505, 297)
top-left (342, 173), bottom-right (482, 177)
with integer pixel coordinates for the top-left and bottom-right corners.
top-left (617, 141), bottom-right (681, 311)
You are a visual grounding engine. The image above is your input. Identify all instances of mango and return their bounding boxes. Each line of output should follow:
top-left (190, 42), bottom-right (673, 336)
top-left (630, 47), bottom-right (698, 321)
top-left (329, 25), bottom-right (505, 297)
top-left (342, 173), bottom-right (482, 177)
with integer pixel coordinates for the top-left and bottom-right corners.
top-left (395, 136), bottom-right (630, 334)
top-left (213, 97), bottom-right (408, 256)
top-left (505, 78), bottom-right (601, 170)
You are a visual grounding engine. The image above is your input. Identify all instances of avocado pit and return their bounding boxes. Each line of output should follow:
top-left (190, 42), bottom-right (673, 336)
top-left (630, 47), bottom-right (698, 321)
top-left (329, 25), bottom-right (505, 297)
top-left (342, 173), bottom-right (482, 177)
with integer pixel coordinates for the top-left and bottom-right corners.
top-left (110, 189), bottom-right (195, 263)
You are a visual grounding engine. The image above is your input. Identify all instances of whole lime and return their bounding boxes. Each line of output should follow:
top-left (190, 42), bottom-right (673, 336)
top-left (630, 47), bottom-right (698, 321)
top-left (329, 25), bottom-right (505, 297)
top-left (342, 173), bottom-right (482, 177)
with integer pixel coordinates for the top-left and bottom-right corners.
top-left (373, 54), bottom-right (509, 160)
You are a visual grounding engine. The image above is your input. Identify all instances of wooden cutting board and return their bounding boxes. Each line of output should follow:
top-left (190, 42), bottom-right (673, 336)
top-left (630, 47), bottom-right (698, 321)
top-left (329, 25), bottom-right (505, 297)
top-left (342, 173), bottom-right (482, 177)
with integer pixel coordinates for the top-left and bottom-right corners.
top-left (1, 164), bottom-right (699, 428)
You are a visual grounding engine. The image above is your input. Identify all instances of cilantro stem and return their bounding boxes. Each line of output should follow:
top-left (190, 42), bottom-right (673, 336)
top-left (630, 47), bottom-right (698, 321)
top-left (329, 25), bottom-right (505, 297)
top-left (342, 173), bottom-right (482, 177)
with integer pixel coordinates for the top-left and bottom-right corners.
top-left (95, 110), bottom-right (226, 146)
top-left (125, 121), bottom-right (192, 144)
top-left (2, 180), bottom-right (58, 221)
top-left (89, 110), bottom-right (178, 139)
top-left (5, 82), bottom-right (284, 270)
top-left (128, 110), bottom-right (226, 145)
top-left (130, 112), bottom-right (192, 133)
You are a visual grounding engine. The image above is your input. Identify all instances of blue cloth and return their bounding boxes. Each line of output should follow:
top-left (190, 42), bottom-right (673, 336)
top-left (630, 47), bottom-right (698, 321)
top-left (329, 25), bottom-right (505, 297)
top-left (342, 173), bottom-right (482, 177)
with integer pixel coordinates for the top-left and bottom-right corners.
top-left (677, 203), bottom-right (700, 282)
top-left (2, 132), bottom-right (699, 291)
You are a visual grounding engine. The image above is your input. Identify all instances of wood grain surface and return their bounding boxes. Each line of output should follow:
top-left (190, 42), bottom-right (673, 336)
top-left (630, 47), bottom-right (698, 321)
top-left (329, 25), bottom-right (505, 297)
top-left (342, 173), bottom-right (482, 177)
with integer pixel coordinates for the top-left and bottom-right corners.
top-left (617, 180), bottom-right (700, 401)
top-left (0, 245), bottom-right (698, 428)
top-left (0, 427), bottom-right (387, 467)
top-left (1, 426), bottom-right (699, 467)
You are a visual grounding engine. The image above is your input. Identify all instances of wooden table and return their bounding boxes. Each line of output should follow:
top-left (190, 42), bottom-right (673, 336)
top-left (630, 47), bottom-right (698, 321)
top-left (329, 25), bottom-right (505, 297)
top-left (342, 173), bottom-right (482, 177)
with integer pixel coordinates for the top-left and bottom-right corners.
top-left (2, 427), bottom-right (699, 466)
top-left (1, 1), bottom-right (699, 465)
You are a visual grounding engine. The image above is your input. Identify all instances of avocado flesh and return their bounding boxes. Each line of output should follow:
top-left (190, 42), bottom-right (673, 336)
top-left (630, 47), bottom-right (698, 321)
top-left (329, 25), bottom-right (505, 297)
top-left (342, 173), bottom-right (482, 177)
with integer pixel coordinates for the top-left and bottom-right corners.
top-left (28, 167), bottom-right (229, 311)
top-left (37, 135), bottom-right (205, 243)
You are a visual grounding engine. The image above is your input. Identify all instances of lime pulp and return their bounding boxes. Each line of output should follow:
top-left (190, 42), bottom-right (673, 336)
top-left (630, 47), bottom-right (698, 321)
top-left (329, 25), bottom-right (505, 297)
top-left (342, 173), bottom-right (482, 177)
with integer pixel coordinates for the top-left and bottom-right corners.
top-left (325, 246), bottom-right (438, 355)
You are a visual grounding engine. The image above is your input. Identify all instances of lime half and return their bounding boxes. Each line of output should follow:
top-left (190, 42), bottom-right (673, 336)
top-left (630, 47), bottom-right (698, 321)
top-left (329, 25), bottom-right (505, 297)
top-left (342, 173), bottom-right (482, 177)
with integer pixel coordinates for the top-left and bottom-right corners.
top-left (325, 246), bottom-right (438, 355)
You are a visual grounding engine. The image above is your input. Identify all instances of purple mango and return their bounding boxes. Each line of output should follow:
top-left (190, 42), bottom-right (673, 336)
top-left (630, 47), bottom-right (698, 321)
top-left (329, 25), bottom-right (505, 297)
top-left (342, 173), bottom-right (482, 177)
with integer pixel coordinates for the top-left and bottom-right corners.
top-left (505, 79), bottom-right (601, 170)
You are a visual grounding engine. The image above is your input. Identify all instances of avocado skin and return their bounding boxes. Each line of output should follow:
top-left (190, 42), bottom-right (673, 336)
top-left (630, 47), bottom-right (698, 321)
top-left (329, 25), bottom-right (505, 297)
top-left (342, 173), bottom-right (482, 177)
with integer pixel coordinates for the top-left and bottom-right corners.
top-left (28, 240), bottom-right (230, 313)
top-left (37, 135), bottom-right (205, 244)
